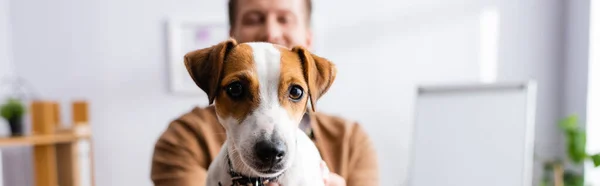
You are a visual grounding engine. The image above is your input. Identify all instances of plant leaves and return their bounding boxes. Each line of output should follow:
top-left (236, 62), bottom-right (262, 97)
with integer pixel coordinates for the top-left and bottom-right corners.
top-left (568, 130), bottom-right (587, 164)
top-left (0, 98), bottom-right (26, 120)
top-left (559, 115), bottom-right (579, 132)
top-left (591, 154), bottom-right (600, 167)
top-left (563, 171), bottom-right (584, 186)
top-left (567, 134), bottom-right (578, 162)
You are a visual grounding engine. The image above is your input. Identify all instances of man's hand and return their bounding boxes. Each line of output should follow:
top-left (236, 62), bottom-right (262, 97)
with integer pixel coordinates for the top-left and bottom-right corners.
top-left (324, 173), bottom-right (346, 186)
top-left (267, 161), bottom-right (346, 186)
top-left (321, 161), bottom-right (346, 186)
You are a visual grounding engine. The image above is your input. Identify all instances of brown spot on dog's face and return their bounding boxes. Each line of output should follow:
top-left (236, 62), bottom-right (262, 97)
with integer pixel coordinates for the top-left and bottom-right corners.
top-left (214, 44), bottom-right (311, 127)
top-left (208, 43), bottom-right (335, 129)
top-left (291, 46), bottom-right (337, 112)
top-left (278, 47), bottom-right (309, 124)
top-left (214, 44), bottom-right (260, 124)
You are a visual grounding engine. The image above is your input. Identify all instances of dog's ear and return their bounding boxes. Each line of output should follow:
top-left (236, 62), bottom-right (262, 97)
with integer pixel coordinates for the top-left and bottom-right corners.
top-left (184, 38), bottom-right (238, 104)
top-left (292, 46), bottom-right (337, 112)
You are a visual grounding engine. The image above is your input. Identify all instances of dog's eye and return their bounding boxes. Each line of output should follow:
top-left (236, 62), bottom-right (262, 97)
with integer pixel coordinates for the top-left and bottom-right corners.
top-left (289, 85), bottom-right (303, 101)
top-left (226, 82), bottom-right (244, 99)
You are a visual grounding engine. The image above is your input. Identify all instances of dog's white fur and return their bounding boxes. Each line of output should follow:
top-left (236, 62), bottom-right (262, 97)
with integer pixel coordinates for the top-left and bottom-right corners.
top-left (206, 43), bottom-right (325, 186)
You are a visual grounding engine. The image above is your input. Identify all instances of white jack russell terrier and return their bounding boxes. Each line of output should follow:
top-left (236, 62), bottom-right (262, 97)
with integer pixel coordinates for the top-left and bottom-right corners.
top-left (183, 38), bottom-right (337, 186)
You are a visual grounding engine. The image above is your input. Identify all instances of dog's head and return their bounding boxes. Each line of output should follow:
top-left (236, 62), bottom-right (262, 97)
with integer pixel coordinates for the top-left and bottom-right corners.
top-left (184, 38), bottom-right (336, 177)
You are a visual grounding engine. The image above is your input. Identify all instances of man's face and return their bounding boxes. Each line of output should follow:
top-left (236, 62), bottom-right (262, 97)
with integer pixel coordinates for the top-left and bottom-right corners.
top-left (230, 0), bottom-right (312, 50)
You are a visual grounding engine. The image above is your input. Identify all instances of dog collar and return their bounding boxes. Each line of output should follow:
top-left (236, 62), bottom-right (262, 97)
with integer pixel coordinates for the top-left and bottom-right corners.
top-left (219, 154), bottom-right (282, 186)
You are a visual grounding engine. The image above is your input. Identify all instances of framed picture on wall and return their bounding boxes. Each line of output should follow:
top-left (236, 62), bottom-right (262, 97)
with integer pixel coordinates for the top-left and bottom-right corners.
top-left (167, 16), bottom-right (229, 96)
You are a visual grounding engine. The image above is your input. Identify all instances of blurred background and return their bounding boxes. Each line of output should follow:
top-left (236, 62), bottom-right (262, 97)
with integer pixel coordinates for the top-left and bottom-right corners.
top-left (0, 0), bottom-right (599, 186)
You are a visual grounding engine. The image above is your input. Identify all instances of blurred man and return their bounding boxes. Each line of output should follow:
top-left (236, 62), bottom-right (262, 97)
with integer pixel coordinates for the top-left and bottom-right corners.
top-left (150, 0), bottom-right (379, 185)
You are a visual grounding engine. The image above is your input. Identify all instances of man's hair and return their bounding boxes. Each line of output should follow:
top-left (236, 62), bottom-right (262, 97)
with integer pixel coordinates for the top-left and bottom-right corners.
top-left (228, 0), bottom-right (313, 28)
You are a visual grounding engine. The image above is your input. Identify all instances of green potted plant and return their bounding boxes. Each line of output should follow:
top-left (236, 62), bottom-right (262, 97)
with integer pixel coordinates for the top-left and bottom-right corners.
top-left (0, 98), bottom-right (26, 136)
top-left (541, 115), bottom-right (600, 186)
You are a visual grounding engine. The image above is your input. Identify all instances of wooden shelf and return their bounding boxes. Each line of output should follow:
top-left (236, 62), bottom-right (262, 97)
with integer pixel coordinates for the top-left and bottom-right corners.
top-left (0, 100), bottom-right (95, 186)
top-left (0, 129), bottom-right (91, 147)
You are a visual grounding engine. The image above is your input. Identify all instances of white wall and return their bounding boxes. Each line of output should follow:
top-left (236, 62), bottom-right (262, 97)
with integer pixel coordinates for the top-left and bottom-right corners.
top-left (564, 0), bottom-right (590, 124)
top-left (586, 0), bottom-right (600, 183)
top-left (0, 1), bottom-right (10, 184)
top-left (564, 0), bottom-right (591, 178)
top-left (0, 0), bottom-right (13, 81)
top-left (495, 0), bottom-right (566, 184)
top-left (0, 0), bottom-right (10, 75)
top-left (0, 0), bottom-right (10, 102)
top-left (1, 1), bottom-right (34, 186)
top-left (0, 0), bottom-right (14, 136)
top-left (6, 0), bottom-right (568, 185)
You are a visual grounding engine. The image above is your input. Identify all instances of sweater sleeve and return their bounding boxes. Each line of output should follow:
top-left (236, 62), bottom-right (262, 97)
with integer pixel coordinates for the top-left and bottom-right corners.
top-left (150, 119), bottom-right (209, 186)
top-left (346, 123), bottom-right (380, 186)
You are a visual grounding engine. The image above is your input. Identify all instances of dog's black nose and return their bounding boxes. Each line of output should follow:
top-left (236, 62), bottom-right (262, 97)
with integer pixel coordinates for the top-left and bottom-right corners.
top-left (254, 140), bottom-right (286, 166)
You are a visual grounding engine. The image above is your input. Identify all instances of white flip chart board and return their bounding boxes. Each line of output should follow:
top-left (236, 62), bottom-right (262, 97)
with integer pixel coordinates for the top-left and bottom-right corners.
top-left (408, 82), bottom-right (537, 186)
